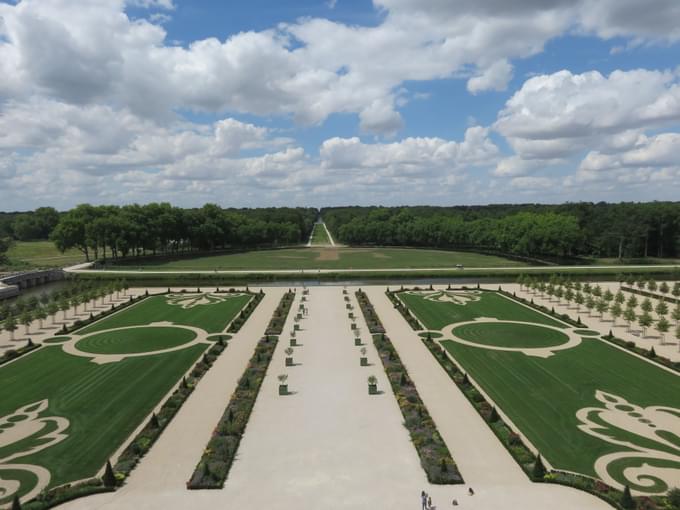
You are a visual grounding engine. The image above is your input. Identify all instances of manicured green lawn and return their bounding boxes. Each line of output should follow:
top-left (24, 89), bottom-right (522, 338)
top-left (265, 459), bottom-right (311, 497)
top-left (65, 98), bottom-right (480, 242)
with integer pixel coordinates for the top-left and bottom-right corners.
top-left (399, 289), bottom-right (680, 493)
top-left (5, 241), bottom-right (85, 268)
top-left (398, 290), bottom-right (566, 330)
top-left (0, 345), bottom-right (206, 490)
top-left (451, 322), bottom-right (569, 349)
top-left (76, 326), bottom-right (197, 354)
top-left (106, 247), bottom-right (527, 271)
top-left (441, 338), bottom-right (680, 491)
top-left (0, 291), bottom-right (254, 503)
top-left (78, 293), bottom-right (252, 335)
top-left (309, 223), bottom-right (332, 246)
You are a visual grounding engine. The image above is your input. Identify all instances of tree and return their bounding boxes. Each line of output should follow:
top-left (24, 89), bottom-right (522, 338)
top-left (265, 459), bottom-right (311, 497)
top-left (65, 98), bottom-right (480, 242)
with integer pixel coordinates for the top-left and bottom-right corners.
top-left (103, 460), bottom-right (116, 488)
top-left (667, 487), bottom-right (680, 508)
top-left (672, 303), bottom-right (680, 327)
top-left (620, 485), bottom-right (635, 509)
top-left (592, 285), bottom-right (602, 298)
top-left (0, 237), bottom-right (13, 263)
top-left (20, 310), bottom-right (33, 335)
top-left (610, 302), bottom-right (623, 326)
top-left (640, 298), bottom-right (653, 313)
top-left (648, 279), bottom-right (657, 292)
top-left (585, 295), bottom-right (596, 316)
top-left (659, 281), bottom-right (670, 295)
top-left (532, 454), bottom-right (547, 481)
top-left (35, 307), bottom-right (47, 329)
top-left (676, 325), bottom-right (680, 352)
top-left (672, 282), bottom-right (680, 299)
top-left (595, 298), bottom-right (608, 318)
top-left (623, 307), bottom-right (637, 332)
top-left (59, 299), bottom-right (70, 320)
top-left (47, 301), bottom-right (59, 324)
top-left (11, 495), bottom-right (21, 510)
top-left (638, 312), bottom-right (653, 337)
top-left (656, 317), bottom-right (671, 344)
top-left (575, 292), bottom-right (584, 311)
top-left (3, 313), bottom-right (17, 341)
top-left (627, 295), bottom-right (638, 309)
top-left (564, 288), bottom-right (574, 306)
top-left (614, 290), bottom-right (625, 305)
top-left (655, 299), bottom-right (669, 317)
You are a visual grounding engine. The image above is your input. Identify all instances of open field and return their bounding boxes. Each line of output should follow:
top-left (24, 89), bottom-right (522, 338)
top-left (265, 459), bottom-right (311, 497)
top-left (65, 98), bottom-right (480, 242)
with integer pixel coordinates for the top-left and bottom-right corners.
top-left (102, 247), bottom-right (527, 271)
top-left (309, 223), bottom-right (332, 246)
top-left (4, 241), bottom-right (86, 269)
top-left (0, 292), bottom-right (251, 506)
top-left (399, 289), bottom-right (680, 494)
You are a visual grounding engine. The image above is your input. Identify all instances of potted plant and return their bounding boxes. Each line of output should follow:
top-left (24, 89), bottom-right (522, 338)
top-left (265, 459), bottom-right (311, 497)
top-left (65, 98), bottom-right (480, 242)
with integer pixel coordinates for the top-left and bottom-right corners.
top-left (290, 336), bottom-right (297, 347)
top-left (360, 347), bottom-right (368, 366)
top-left (278, 374), bottom-right (288, 395)
top-left (368, 375), bottom-right (378, 395)
top-left (285, 347), bottom-right (294, 366)
top-left (354, 335), bottom-right (362, 346)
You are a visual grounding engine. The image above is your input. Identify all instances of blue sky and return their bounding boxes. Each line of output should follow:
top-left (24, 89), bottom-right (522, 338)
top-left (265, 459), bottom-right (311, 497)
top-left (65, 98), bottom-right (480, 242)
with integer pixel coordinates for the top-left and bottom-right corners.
top-left (0, 0), bottom-right (679, 210)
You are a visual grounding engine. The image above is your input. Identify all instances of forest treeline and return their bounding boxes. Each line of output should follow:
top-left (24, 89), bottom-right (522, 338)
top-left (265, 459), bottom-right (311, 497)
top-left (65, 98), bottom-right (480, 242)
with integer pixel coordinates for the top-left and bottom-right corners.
top-left (2, 204), bottom-right (317, 262)
top-left (321, 203), bottom-right (680, 260)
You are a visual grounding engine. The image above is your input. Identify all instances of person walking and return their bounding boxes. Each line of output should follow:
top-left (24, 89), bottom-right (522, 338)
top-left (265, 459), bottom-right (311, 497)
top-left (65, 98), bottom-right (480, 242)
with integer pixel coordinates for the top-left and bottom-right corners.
top-left (421, 490), bottom-right (428, 509)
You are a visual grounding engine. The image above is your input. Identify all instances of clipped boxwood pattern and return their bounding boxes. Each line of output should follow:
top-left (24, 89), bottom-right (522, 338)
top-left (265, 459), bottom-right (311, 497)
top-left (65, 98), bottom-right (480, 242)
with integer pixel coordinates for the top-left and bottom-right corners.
top-left (373, 332), bottom-right (463, 484)
top-left (227, 290), bottom-right (264, 333)
top-left (386, 289), bottom-right (422, 331)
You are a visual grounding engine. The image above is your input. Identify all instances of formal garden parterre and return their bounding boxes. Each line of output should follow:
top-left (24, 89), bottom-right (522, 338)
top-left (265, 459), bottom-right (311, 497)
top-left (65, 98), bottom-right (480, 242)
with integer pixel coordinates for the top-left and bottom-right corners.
top-left (392, 286), bottom-right (680, 505)
top-left (0, 290), bottom-right (258, 508)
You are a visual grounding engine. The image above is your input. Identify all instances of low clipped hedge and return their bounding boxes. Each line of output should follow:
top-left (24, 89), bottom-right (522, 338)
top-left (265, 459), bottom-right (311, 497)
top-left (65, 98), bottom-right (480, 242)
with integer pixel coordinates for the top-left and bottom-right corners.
top-left (0, 341), bottom-right (40, 366)
top-left (385, 289), bottom-right (422, 331)
top-left (227, 290), bottom-right (264, 333)
top-left (264, 290), bottom-right (295, 336)
top-left (373, 332), bottom-right (462, 484)
top-left (355, 289), bottom-right (385, 334)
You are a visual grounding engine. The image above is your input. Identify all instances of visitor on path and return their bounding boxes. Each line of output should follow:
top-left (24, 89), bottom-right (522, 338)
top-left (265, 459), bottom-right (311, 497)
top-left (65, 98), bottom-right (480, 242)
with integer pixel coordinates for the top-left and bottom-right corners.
top-left (468, 487), bottom-right (475, 496)
top-left (427, 495), bottom-right (435, 509)
top-left (452, 499), bottom-right (458, 506)
top-left (421, 490), bottom-right (428, 509)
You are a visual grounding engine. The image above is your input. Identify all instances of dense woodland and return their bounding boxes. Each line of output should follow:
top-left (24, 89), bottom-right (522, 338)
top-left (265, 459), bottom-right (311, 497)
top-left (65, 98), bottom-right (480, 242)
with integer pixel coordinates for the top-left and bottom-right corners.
top-left (322, 203), bottom-right (680, 260)
top-left (2, 202), bottom-right (679, 265)
top-left (1, 205), bottom-right (317, 262)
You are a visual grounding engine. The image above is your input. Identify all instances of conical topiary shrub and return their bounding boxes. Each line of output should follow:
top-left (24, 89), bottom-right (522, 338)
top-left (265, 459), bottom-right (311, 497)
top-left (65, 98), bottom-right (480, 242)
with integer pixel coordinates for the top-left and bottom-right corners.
top-left (103, 460), bottom-right (116, 488)
top-left (532, 454), bottom-right (546, 481)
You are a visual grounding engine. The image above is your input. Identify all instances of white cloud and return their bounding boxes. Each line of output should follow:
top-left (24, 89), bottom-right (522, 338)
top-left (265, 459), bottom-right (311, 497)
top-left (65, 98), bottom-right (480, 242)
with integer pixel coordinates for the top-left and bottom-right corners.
top-left (467, 59), bottom-right (514, 94)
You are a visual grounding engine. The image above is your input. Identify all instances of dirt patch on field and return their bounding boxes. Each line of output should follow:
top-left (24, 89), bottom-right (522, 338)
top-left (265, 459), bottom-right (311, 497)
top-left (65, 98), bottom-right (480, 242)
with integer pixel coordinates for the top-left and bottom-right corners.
top-left (372, 252), bottom-right (390, 259)
top-left (315, 249), bottom-right (340, 261)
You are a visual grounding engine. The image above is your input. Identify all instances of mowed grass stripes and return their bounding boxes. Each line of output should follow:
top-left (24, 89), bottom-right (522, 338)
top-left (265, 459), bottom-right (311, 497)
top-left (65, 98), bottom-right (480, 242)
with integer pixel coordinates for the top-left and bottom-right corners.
top-left (78, 293), bottom-right (252, 335)
top-left (401, 290), bottom-right (680, 493)
top-left (0, 345), bottom-right (206, 488)
top-left (0, 292), bottom-right (253, 495)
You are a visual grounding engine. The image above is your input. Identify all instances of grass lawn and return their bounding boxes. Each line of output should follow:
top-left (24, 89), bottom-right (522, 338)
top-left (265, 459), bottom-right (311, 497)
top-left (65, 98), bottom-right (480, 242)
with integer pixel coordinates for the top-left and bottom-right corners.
top-left (397, 290), bottom-right (565, 330)
top-left (76, 326), bottom-right (197, 354)
top-left (105, 247), bottom-right (527, 271)
top-left (400, 290), bottom-right (680, 493)
top-left (78, 293), bottom-right (252, 335)
top-left (0, 345), bottom-right (206, 490)
top-left (0, 291), bottom-right (254, 503)
top-left (451, 322), bottom-right (569, 349)
top-left (309, 223), bottom-right (332, 246)
top-left (5, 241), bottom-right (85, 268)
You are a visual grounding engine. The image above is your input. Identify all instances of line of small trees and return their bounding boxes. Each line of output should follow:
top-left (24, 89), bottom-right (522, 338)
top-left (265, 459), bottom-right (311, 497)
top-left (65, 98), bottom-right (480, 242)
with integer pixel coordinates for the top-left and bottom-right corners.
top-left (0, 279), bottom-right (129, 340)
top-left (517, 274), bottom-right (680, 346)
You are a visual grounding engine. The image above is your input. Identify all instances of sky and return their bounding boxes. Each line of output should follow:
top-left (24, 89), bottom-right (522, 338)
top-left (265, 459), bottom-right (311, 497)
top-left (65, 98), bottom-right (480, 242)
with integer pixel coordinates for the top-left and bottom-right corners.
top-left (0, 0), bottom-right (679, 211)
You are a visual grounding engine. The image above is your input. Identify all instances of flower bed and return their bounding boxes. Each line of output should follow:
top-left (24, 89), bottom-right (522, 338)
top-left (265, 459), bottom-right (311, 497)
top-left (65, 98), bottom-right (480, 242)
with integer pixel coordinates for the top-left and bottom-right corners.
top-left (385, 289), bottom-right (422, 330)
top-left (188, 291), bottom-right (293, 489)
top-left (355, 289), bottom-right (385, 334)
top-left (264, 290), bottom-right (295, 336)
top-left (373, 332), bottom-right (463, 484)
